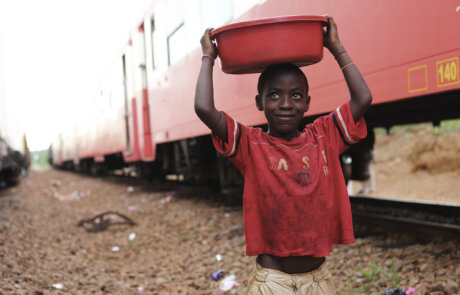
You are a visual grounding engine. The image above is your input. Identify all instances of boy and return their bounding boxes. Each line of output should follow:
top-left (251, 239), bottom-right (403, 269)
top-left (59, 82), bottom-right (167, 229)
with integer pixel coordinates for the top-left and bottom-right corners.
top-left (195, 15), bottom-right (372, 294)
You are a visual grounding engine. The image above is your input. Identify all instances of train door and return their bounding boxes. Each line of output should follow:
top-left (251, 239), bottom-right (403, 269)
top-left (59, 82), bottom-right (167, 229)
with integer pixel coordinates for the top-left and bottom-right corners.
top-left (122, 40), bottom-right (140, 163)
top-left (136, 23), bottom-right (154, 160)
top-left (57, 134), bottom-right (63, 165)
top-left (122, 54), bottom-right (131, 155)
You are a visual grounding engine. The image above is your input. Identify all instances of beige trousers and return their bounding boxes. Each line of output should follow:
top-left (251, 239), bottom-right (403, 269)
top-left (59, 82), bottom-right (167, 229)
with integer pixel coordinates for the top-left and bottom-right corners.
top-left (245, 260), bottom-right (336, 295)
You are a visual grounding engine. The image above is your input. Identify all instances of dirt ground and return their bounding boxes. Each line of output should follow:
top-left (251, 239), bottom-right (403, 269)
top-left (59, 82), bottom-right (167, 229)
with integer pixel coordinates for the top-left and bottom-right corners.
top-left (1, 127), bottom-right (459, 295)
top-left (351, 125), bottom-right (460, 204)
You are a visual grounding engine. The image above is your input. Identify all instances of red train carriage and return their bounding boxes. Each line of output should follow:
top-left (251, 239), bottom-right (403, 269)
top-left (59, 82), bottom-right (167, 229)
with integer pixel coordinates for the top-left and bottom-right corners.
top-left (51, 0), bottom-right (460, 188)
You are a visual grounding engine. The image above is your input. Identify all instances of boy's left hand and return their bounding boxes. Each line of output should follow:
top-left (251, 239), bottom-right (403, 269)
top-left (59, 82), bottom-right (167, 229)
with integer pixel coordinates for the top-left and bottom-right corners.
top-left (323, 14), bottom-right (343, 56)
top-left (201, 28), bottom-right (218, 59)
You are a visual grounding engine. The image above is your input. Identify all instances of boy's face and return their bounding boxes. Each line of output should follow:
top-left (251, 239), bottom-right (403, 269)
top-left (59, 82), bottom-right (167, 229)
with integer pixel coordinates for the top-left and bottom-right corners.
top-left (256, 69), bottom-right (310, 140)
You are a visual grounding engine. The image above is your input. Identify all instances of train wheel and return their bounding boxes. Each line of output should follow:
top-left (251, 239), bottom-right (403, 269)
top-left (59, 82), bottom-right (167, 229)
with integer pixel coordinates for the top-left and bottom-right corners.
top-left (217, 153), bottom-right (244, 194)
top-left (340, 154), bottom-right (352, 185)
top-left (90, 162), bottom-right (105, 176)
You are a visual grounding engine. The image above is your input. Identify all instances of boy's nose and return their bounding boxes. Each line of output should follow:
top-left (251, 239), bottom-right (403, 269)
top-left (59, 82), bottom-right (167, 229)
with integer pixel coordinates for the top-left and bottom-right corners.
top-left (280, 95), bottom-right (293, 108)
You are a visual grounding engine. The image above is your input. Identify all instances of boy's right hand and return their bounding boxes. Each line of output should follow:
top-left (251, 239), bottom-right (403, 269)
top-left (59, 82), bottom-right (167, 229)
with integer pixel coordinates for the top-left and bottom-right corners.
top-left (201, 28), bottom-right (218, 59)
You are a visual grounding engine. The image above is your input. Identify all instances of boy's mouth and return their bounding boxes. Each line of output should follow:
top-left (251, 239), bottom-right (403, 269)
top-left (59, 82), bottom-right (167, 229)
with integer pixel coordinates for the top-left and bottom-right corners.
top-left (275, 113), bottom-right (296, 118)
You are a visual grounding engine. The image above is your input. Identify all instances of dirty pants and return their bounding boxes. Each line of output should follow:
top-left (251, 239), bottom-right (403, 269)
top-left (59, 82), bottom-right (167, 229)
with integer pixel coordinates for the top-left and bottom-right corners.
top-left (245, 260), bottom-right (336, 295)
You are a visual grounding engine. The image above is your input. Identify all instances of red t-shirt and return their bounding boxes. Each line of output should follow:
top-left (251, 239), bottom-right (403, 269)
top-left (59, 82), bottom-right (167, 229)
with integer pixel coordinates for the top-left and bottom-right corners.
top-left (212, 101), bottom-right (367, 257)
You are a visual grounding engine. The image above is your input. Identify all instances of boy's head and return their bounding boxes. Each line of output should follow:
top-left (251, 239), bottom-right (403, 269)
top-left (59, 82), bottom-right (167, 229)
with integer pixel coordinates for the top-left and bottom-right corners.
top-left (255, 63), bottom-right (311, 139)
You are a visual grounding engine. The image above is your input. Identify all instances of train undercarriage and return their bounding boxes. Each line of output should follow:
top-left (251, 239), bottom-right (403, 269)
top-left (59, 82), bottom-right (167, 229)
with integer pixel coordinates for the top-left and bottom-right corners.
top-left (0, 138), bottom-right (29, 188)
top-left (51, 89), bottom-right (460, 192)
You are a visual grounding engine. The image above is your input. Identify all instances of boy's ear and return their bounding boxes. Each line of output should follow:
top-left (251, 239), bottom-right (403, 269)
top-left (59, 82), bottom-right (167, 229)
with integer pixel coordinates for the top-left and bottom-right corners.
top-left (304, 95), bottom-right (311, 112)
top-left (255, 95), bottom-right (263, 111)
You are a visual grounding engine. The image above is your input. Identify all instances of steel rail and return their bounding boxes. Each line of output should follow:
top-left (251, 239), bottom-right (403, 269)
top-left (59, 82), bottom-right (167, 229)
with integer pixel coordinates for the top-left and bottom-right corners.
top-left (350, 196), bottom-right (460, 239)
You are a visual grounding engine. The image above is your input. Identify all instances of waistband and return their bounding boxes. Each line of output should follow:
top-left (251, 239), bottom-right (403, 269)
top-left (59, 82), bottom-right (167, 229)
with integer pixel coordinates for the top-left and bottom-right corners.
top-left (254, 260), bottom-right (331, 284)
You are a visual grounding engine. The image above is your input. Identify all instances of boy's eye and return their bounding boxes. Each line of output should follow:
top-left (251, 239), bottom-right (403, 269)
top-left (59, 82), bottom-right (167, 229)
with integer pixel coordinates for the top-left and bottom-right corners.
top-left (269, 92), bottom-right (280, 99)
top-left (292, 93), bottom-right (302, 99)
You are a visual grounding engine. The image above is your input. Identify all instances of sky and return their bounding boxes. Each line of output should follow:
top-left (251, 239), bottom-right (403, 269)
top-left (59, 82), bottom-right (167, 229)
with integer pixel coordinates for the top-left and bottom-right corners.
top-left (0, 0), bottom-right (151, 151)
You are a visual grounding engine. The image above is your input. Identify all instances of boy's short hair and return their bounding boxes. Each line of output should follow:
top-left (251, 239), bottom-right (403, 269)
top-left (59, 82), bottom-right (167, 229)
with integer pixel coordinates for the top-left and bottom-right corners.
top-left (257, 63), bottom-right (309, 95)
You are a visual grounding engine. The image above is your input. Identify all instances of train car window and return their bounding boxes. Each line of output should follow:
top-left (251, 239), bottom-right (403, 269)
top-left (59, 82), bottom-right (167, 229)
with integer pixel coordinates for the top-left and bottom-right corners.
top-left (200, 0), bottom-right (232, 31)
top-left (150, 18), bottom-right (155, 69)
top-left (99, 90), bottom-right (104, 114)
top-left (165, 0), bottom-right (184, 33)
top-left (167, 22), bottom-right (186, 66)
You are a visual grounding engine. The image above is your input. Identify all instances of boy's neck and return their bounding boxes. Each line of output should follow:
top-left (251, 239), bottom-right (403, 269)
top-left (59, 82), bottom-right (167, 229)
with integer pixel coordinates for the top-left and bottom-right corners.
top-left (267, 130), bottom-right (301, 141)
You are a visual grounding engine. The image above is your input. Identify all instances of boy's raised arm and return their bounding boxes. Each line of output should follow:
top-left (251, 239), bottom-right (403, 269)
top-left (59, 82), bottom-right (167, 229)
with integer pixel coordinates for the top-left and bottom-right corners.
top-left (194, 29), bottom-right (228, 142)
top-left (323, 15), bottom-right (373, 122)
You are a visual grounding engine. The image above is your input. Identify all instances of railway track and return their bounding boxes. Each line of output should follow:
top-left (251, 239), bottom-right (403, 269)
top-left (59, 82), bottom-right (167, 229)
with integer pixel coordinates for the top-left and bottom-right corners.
top-left (350, 196), bottom-right (460, 240)
top-left (49, 170), bottom-right (460, 240)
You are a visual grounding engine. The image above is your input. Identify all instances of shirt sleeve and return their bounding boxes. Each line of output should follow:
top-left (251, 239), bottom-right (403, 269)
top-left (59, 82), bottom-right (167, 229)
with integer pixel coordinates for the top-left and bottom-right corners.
top-left (311, 101), bottom-right (367, 154)
top-left (211, 112), bottom-right (249, 173)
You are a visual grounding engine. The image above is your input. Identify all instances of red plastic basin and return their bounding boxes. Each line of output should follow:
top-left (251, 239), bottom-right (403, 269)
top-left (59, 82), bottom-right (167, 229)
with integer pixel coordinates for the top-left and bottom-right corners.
top-left (210, 15), bottom-right (328, 74)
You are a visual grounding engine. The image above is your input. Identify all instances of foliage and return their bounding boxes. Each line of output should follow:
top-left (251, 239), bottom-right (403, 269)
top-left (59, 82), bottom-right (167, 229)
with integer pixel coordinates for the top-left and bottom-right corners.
top-left (377, 119), bottom-right (460, 136)
top-left (434, 118), bottom-right (460, 134)
top-left (338, 259), bottom-right (401, 295)
top-left (31, 150), bottom-right (49, 167)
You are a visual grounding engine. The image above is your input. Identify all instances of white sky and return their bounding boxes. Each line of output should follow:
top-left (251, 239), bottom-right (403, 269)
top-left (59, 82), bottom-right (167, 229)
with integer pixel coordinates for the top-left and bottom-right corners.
top-left (0, 0), bottom-right (150, 151)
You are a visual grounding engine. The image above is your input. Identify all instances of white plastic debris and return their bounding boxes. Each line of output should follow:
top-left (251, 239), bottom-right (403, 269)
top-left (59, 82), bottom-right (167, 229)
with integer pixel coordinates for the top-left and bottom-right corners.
top-left (219, 275), bottom-right (239, 291)
top-left (128, 206), bottom-right (138, 211)
top-left (224, 213), bottom-right (230, 218)
top-left (127, 186), bottom-right (134, 193)
top-left (52, 283), bottom-right (63, 289)
top-left (137, 286), bottom-right (144, 292)
top-left (159, 195), bottom-right (173, 205)
top-left (70, 191), bottom-right (80, 200)
top-left (129, 233), bottom-right (136, 241)
top-left (111, 246), bottom-right (120, 252)
top-left (51, 179), bottom-right (61, 187)
top-left (216, 254), bottom-right (222, 261)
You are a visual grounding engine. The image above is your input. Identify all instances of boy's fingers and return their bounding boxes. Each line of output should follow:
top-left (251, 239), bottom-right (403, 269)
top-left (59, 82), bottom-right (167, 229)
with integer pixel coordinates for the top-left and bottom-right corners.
top-left (323, 14), bottom-right (336, 30)
top-left (322, 14), bottom-right (332, 32)
top-left (204, 28), bottom-right (216, 41)
top-left (203, 28), bottom-right (212, 37)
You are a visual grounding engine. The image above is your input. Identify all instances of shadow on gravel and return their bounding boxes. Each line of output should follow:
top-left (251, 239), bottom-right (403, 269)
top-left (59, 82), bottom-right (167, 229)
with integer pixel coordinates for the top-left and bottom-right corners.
top-left (56, 169), bottom-right (244, 208)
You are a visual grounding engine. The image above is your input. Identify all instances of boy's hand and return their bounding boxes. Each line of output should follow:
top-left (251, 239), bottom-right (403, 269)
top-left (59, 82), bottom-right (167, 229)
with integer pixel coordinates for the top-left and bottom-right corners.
top-left (201, 28), bottom-right (218, 59)
top-left (323, 15), bottom-right (344, 56)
